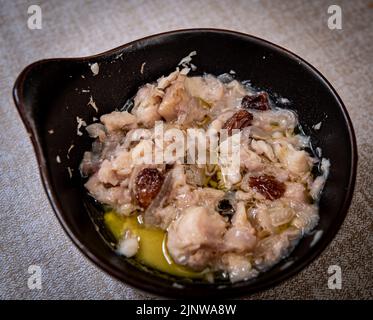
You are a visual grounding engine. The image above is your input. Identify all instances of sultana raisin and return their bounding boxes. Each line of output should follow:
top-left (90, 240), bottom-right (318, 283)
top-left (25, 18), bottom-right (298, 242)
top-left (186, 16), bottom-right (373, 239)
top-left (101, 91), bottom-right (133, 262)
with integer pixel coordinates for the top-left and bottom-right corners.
top-left (241, 93), bottom-right (270, 111)
top-left (222, 109), bottom-right (253, 135)
top-left (134, 168), bottom-right (164, 208)
top-left (249, 174), bottom-right (285, 200)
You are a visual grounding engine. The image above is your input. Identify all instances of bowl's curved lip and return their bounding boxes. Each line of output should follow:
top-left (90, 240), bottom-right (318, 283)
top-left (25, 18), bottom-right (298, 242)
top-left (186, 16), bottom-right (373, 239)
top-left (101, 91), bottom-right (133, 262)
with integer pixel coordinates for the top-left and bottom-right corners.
top-left (13, 28), bottom-right (358, 298)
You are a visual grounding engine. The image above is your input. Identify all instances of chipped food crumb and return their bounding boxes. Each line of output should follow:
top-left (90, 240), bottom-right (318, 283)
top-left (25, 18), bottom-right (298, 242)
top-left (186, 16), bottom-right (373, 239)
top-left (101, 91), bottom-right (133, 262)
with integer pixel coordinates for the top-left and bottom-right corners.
top-left (76, 116), bottom-right (87, 136)
top-left (278, 97), bottom-right (290, 104)
top-left (316, 147), bottom-right (322, 157)
top-left (90, 62), bottom-right (99, 76)
top-left (48, 129), bottom-right (54, 134)
top-left (56, 155), bottom-right (61, 163)
top-left (140, 62), bottom-right (146, 74)
top-left (67, 167), bottom-right (73, 178)
top-left (67, 144), bottom-right (75, 159)
top-left (312, 122), bottom-right (322, 130)
top-left (87, 95), bottom-right (98, 112)
top-left (310, 230), bottom-right (323, 247)
top-left (178, 51), bottom-right (197, 68)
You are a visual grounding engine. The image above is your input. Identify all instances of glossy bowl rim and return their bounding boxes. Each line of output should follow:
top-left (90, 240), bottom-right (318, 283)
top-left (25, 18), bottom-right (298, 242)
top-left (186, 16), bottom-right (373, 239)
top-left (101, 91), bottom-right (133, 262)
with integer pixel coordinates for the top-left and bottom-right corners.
top-left (12, 28), bottom-right (358, 298)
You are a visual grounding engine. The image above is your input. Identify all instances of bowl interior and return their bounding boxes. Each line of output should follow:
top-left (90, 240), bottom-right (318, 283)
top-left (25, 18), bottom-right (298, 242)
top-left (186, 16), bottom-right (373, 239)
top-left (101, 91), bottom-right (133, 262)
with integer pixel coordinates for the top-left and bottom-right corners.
top-left (13, 29), bottom-right (356, 297)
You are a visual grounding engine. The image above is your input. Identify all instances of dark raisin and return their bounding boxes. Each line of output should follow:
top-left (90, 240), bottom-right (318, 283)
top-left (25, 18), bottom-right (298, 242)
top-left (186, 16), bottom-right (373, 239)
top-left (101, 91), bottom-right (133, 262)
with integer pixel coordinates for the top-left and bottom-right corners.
top-left (216, 199), bottom-right (235, 216)
top-left (222, 109), bottom-right (253, 135)
top-left (249, 174), bottom-right (285, 200)
top-left (165, 163), bottom-right (174, 170)
top-left (241, 93), bottom-right (270, 111)
top-left (134, 168), bottom-right (164, 208)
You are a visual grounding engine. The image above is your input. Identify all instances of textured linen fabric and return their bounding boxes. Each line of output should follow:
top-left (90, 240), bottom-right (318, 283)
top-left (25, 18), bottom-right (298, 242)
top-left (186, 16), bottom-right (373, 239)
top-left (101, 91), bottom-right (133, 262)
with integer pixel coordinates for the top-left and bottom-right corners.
top-left (0, 0), bottom-right (372, 299)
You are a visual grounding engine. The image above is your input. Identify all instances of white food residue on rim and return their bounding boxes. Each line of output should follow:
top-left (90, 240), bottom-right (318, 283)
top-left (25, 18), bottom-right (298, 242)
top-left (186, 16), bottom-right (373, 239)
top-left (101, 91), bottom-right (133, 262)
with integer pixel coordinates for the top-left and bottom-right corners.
top-left (316, 147), bottom-right (322, 157)
top-left (67, 144), bottom-right (75, 159)
top-left (90, 62), bottom-right (99, 76)
top-left (140, 62), bottom-right (146, 74)
top-left (310, 158), bottom-right (330, 199)
top-left (312, 121), bottom-right (322, 130)
top-left (87, 95), bottom-right (98, 112)
top-left (178, 51), bottom-right (197, 68)
top-left (277, 97), bottom-right (290, 104)
top-left (76, 116), bottom-right (87, 136)
top-left (310, 230), bottom-right (323, 247)
top-left (67, 166), bottom-right (73, 179)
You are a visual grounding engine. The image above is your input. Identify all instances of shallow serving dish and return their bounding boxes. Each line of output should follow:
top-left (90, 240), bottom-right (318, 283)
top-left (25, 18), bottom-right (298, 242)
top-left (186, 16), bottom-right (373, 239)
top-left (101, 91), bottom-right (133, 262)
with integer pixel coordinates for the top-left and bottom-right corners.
top-left (13, 29), bottom-right (357, 298)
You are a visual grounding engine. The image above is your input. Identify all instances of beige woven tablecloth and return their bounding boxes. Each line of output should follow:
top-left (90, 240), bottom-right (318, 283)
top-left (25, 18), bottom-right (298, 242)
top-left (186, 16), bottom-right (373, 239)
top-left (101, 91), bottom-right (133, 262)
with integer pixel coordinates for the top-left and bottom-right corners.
top-left (0, 0), bottom-right (372, 299)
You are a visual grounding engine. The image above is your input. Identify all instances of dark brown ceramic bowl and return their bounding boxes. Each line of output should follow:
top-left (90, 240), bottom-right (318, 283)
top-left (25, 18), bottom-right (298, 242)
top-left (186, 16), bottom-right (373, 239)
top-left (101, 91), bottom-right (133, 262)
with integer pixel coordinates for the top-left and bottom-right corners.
top-left (13, 29), bottom-right (357, 298)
